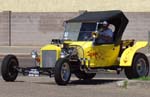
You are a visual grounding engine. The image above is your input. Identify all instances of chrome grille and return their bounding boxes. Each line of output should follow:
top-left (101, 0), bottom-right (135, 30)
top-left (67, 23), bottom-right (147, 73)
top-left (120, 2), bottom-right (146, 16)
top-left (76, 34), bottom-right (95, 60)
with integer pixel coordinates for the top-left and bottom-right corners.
top-left (42, 50), bottom-right (56, 68)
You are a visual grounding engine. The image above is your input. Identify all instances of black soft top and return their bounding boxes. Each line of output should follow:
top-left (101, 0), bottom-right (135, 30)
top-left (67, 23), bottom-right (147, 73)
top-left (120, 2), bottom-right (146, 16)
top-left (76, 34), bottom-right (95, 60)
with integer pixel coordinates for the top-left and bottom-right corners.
top-left (66, 10), bottom-right (129, 45)
top-left (66, 10), bottom-right (127, 22)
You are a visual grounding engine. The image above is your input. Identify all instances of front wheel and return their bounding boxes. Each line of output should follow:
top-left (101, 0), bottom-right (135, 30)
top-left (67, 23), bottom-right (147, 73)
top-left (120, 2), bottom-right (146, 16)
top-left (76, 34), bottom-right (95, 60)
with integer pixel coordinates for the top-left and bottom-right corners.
top-left (1, 55), bottom-right (19, 81)
top-left (124, 53), bottom-right (149, 79)
top-left (54, 58), bottom-right (71, 85)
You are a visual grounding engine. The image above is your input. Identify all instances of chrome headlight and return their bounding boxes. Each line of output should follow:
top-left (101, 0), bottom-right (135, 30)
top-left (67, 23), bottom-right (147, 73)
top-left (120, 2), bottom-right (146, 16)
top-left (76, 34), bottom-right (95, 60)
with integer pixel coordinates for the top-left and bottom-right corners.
top-left (31, 50), bottom-right (38, 59)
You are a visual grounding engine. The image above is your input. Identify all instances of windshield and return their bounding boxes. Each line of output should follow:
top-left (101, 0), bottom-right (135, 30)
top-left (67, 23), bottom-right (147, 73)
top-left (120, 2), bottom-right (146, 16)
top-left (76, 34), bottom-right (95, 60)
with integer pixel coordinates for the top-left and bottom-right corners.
top-left (63, 22), bottom-right (96, 41)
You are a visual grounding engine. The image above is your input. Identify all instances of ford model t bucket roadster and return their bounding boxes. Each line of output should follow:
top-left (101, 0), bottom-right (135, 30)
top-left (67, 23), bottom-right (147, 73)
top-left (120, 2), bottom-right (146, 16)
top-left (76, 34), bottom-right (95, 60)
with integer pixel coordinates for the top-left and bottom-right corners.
top-left (1, 10), bottom-right (149, 85)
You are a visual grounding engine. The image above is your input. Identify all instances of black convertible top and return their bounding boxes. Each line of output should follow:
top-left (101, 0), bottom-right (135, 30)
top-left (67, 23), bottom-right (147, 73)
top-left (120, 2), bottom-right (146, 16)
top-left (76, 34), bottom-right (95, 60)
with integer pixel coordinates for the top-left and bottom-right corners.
top-left (66, 10), bottom-right (129, 45)
top-left (66, 10), bottom-right (127, 23)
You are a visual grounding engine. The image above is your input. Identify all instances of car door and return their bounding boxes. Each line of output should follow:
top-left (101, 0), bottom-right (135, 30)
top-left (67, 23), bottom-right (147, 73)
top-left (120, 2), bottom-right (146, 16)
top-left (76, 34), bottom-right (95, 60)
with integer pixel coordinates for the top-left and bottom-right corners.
top-left (87, 44), bottom-right (120, 68)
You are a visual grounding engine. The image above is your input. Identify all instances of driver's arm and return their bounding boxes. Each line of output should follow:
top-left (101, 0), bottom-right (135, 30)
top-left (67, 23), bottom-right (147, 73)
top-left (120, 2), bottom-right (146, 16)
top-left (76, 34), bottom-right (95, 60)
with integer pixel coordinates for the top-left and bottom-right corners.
top-left (100, 34), bottom-right (112, 41)
top-left (99, 29), bottom-right (113, 42)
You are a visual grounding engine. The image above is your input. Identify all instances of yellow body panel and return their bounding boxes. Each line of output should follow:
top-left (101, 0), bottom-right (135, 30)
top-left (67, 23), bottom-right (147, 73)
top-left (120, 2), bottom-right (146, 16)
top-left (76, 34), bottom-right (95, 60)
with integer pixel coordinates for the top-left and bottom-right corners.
top-left (120, 41), bottom-right (148, 66)
top-left (65, 41), bottom-right (120, 68)
top-left (40, 44), bottom-right (61, 67)
top-left (85, 44), bottom-right (120, 68)
top-left (40, 40), bottom-right (147, 68)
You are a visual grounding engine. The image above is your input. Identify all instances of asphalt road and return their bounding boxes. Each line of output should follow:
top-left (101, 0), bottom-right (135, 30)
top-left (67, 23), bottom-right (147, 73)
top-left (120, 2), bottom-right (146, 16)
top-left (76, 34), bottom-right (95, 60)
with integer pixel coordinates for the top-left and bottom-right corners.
top-left (0, 57), bottom-right (150, 97)
top-left (0, 76), bottom-right (150, 97)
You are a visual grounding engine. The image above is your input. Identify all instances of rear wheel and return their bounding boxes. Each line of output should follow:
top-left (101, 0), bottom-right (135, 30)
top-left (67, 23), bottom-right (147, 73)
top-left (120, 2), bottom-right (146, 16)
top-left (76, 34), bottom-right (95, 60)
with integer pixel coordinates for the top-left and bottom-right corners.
top-left (1, 55), bottom-right (19, 81)
top-left (74, 71), bottom-right (96, 80)
top-left (54, 58), bottom-right (71, 85)
top-left (124, 53), bottom-right (149, 79)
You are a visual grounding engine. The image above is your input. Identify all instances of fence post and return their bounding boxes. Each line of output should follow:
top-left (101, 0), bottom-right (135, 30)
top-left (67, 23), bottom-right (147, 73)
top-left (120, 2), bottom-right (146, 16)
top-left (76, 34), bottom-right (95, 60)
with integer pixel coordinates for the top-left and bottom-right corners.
top-left (8, 11), bottom-right (11, 46)
top-left (2, 11), bottom-right (11, 46)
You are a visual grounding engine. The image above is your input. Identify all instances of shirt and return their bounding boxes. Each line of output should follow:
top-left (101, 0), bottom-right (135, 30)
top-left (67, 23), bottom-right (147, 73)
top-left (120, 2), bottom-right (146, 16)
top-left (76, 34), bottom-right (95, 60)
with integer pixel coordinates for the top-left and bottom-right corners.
top-left (97, 28), bottom-right (113, 43)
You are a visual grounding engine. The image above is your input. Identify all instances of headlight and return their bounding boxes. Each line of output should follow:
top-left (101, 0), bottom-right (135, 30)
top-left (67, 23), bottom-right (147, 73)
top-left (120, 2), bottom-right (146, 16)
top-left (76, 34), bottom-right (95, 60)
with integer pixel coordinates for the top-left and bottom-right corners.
top-left (31, 50), bottom-right (38, 59)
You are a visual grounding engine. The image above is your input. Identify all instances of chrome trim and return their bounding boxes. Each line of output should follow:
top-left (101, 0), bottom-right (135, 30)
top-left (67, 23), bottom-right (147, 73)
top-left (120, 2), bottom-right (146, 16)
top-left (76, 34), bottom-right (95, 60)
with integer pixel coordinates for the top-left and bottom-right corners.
top-left (42, 50), bottom-right (56, 68)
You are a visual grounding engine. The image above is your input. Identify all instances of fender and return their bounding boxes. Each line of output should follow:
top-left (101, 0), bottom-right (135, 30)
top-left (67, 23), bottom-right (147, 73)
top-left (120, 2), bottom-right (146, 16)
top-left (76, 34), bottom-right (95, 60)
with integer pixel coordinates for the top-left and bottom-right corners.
top-left (120, 41), bottom-right (148, 67)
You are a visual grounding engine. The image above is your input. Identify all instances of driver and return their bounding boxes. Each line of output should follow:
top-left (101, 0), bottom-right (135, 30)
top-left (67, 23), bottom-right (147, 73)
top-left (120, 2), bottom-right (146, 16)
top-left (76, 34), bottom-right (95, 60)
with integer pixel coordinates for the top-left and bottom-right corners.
top-left (97, 21), bottom-right (113, 43)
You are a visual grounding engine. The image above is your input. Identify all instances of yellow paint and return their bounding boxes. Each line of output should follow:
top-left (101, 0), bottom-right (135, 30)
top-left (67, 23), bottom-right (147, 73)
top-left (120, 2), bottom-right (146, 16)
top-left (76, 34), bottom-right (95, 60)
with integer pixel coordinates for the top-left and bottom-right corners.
top-left (120, 41), bottom-right (148, 67)
top-left (0, 0), bottom-right (150, 12)
top-left (65, 41), bottom-right (120, 68)
top-left (40, 44), bottom-right (61, 67)
top-left (39, 41), bottom-right (148, 68)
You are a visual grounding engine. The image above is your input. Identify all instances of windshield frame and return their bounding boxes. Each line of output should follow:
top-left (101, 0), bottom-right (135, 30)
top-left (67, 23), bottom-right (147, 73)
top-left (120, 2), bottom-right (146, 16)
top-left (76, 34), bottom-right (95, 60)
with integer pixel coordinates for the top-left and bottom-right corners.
top-left (63, 22), bottom-right (98, 41)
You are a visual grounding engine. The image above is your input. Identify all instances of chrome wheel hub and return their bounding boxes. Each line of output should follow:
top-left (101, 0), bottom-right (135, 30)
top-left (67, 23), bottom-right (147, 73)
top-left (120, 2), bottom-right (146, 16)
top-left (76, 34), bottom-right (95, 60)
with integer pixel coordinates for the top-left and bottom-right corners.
top-left (136, 58), bottom-right (147, 76)
top-left (61, 62), bottom-right (70, 81)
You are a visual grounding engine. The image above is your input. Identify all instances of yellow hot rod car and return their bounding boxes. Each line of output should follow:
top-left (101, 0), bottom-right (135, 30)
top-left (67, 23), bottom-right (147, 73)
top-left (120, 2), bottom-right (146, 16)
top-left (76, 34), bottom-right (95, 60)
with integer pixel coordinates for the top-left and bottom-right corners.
top-left (1, 10), bottom-right (149, 85)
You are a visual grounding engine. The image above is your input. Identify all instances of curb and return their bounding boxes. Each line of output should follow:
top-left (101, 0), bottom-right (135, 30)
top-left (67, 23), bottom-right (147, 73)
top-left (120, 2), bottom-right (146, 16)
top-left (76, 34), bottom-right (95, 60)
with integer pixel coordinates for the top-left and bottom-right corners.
top-left (0, 53), bottom-right (31, 58)
top-left (116, 79), bottom-right (150, 88)
top-left (146, 53), bottom-right (150, 57)
top-left (0, 46), bottom-right (41, 48)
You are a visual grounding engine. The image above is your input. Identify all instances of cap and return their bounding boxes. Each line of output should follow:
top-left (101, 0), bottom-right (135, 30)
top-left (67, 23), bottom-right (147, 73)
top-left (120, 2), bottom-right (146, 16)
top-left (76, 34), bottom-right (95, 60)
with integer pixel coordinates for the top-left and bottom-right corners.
top-left (103, 21), bottom-right (108, 25)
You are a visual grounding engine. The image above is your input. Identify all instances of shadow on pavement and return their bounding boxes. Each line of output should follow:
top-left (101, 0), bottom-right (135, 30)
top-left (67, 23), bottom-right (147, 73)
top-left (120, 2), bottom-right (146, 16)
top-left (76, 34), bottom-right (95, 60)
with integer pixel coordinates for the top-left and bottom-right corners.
top-left (69, 79), bottom-right (121, 85)
top-left (33, 79), bottom-right (122, 86)
top-left (14, 81), bottom-right (25, 83)
top-left (34, 82), bottom-right (56, 85)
